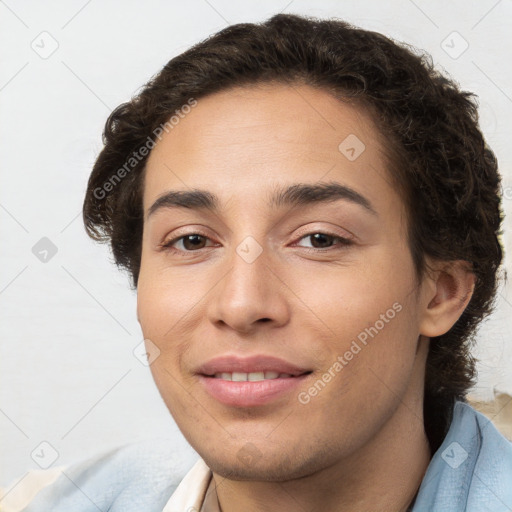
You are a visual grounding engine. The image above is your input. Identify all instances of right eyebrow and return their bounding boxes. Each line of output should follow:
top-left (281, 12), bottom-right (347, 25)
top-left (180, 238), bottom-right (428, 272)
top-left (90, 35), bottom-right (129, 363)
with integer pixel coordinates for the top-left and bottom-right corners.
top-left (146, 189), bottom-right (219, 222)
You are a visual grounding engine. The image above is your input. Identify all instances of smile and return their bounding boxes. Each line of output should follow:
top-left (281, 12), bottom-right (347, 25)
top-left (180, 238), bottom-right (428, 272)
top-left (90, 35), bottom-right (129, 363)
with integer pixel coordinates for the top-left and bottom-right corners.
top-left (199, 372), bottom-right (312, 407)
top-left (212, 371), bottom-right (293, 381)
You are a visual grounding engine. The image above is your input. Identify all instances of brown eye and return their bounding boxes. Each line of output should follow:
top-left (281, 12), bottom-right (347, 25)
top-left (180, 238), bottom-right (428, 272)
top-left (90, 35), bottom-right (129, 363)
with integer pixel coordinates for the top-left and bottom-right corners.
top-left (162, 233), bottom-right (211, 252)
top-left (308, 233), bottom-right (336, 248)
top-left (295, 232), bottom-right (353, 251)
top-left (181, 234), bottom-right (207, 250)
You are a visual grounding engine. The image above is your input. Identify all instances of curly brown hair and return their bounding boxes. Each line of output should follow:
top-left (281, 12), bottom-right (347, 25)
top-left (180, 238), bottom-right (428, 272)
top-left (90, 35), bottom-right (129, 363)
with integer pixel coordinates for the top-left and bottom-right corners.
top-left (82, 13), bottom-right (504, 454)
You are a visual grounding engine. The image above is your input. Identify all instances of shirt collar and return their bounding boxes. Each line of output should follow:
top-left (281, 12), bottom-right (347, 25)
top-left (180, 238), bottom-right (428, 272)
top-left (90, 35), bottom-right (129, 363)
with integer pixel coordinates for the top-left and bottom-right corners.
top-left (162, 457), bottom-right (212, 512)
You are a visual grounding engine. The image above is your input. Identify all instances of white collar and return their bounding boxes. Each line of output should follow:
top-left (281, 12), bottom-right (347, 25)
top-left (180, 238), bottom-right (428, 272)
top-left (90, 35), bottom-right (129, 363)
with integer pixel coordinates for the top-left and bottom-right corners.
top-left (162, 457), bottom-right (212, 512)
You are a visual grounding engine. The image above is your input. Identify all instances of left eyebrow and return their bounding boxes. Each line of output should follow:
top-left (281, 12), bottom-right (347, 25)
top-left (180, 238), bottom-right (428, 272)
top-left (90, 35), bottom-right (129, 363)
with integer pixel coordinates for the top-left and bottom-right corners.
top-left (268, 181), bottom-right (378, 216)
top-left (146, 180), bottom-right (378, 221)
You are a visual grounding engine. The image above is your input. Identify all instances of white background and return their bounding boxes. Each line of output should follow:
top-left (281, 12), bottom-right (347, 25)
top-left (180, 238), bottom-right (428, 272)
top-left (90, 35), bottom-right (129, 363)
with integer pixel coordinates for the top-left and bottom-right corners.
top-left (1, 0), bottom-right (511, 489)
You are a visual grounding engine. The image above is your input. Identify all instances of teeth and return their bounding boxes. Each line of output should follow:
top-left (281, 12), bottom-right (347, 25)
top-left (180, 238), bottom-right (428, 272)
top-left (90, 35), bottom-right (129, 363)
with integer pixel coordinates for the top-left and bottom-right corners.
top-left (213, 371), bottom-right (292, 381)
top-left (248, 372), bottom-right (265, 381)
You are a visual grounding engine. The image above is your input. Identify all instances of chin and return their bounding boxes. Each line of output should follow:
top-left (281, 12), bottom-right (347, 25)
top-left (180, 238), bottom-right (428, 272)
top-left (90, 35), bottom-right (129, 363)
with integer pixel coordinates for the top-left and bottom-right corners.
top-left (201, 446), bottom-right (330, 482)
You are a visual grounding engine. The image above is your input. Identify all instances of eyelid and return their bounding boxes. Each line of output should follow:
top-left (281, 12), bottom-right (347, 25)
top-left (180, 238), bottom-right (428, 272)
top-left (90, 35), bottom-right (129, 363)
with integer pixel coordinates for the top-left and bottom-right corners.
top-left (158, 227), bottom-right (216, 250)
top-left (292, 224), bottom-right (355, 243)
top-left (291, 232), bottom-right (354, 251)
top-left (160, 234), bottom-right (208, 247)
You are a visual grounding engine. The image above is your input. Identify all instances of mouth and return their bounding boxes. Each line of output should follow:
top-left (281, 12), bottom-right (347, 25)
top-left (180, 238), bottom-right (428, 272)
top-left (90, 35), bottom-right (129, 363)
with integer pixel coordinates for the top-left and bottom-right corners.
top-left (198, 370), bottom-right (313, 407)
top-left (195, 354), bottom-right (313, 407)
top-left (196, 354), bottom-right (311, 376)
top-left (202, 370), bottom-right (312, 381)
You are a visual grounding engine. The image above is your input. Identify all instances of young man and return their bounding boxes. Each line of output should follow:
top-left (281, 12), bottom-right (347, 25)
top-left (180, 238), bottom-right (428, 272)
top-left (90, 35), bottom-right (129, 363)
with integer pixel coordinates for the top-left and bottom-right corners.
top-left (4, 13), bottom-right (511, 512)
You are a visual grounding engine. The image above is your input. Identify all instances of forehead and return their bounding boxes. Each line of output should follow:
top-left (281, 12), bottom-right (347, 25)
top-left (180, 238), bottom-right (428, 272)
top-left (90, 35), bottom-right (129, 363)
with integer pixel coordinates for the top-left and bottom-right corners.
top-left (143, 83), bottom-right (399, 217)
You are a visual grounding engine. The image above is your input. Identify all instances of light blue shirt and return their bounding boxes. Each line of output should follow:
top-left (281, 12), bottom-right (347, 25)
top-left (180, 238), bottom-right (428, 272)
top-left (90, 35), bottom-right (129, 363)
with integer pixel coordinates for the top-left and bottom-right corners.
top-left (413, 400), bottom-right (512, 511)
top-left (18, 401), bottom-right (512, 511)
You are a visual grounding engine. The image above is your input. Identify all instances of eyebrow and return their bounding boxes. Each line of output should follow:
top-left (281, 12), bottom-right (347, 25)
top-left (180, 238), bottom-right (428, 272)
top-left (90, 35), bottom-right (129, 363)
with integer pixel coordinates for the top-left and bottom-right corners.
top-left (146, 181), bottom-right (377, 221)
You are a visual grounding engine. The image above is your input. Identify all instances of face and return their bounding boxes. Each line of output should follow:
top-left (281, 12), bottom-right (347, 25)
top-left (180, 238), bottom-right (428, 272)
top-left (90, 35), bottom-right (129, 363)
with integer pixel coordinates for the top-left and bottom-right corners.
top-left (137, 83), bottom-right (431, 481)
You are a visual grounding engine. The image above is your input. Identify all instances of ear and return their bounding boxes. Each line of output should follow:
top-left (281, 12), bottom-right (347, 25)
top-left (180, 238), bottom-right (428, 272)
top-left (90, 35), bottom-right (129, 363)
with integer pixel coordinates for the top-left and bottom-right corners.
top-left (419, 260), bottom-right (475, 338)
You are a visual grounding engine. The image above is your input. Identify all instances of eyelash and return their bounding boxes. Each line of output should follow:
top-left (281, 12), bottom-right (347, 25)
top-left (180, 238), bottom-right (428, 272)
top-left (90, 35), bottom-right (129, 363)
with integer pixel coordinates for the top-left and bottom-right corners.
top-left (159, 231), bottom-right (353, 255)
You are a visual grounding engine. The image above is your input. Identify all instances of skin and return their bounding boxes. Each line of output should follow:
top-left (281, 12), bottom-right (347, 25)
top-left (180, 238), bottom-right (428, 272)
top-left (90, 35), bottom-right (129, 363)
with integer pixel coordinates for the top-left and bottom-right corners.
top-left (136, 83), bottom-right (475, 512)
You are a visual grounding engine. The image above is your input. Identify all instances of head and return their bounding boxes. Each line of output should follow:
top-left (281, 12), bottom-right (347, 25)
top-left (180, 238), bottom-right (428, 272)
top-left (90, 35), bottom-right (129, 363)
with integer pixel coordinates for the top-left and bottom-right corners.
top-left (83, 13), bottom-right (503, 474)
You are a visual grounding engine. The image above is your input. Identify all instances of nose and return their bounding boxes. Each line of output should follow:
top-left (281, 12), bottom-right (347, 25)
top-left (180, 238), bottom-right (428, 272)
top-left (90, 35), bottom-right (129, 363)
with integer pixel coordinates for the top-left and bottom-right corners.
top-left (206, 239), bottom-right (290, 334)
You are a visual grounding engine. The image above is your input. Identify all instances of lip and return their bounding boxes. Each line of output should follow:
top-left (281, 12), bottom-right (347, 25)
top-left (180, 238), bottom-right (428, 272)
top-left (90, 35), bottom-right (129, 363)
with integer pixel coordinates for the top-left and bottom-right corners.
top-left (195, 354), bottom-right (312, 407)
top-left (195, 354), bottom-right (311, 376)
top-left (198, 374), bottom-right (311, 407)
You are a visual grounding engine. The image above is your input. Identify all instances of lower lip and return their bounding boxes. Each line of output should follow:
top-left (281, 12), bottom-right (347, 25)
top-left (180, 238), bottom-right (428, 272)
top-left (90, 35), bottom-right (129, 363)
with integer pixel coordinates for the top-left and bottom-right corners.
top-left (198, 374), bottom-right (310, 407)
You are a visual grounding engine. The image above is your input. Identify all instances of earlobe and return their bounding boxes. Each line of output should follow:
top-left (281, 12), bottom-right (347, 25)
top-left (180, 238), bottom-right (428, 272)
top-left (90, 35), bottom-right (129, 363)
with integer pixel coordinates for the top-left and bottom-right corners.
top-left (419, 261), bottom-right (475, 338)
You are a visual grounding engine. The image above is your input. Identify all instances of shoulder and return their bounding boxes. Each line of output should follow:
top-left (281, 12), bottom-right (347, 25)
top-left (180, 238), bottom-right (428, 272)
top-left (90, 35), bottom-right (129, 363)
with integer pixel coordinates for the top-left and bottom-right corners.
top-left (413, 400), bottom-right (512, 511)
top-left (455, 400), bottom-right (512, 465)
top-left (461, 401), bottom-right (512, 509)
top-left (0, 438), bottom-right (198, 512)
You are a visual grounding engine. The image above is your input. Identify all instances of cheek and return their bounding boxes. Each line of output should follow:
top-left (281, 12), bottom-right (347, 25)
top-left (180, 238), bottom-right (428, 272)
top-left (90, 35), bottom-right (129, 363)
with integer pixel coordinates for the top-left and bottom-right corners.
top-left (289, 249), bottom-right (419, 378)
top-left (287, 252), bottom-right (413, 335)
top-left (136, 259), bottom-right (205, 342)
top-left (136, 276), bottom-right (195, 393)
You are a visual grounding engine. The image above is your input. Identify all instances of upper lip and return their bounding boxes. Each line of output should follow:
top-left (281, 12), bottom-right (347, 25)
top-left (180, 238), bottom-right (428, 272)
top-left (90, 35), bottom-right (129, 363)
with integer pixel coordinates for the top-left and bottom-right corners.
top-left (196, 355), bottom-right (311, 376)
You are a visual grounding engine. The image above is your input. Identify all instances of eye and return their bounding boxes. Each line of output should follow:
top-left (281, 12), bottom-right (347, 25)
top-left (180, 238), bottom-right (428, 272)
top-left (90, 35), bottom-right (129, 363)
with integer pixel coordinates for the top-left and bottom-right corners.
top-left (160, 233), bottom-right (216, 252)
top-left (295, 232), bottom-right (353, 250)
top-left (159, 230), bottom-right (353, 255)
